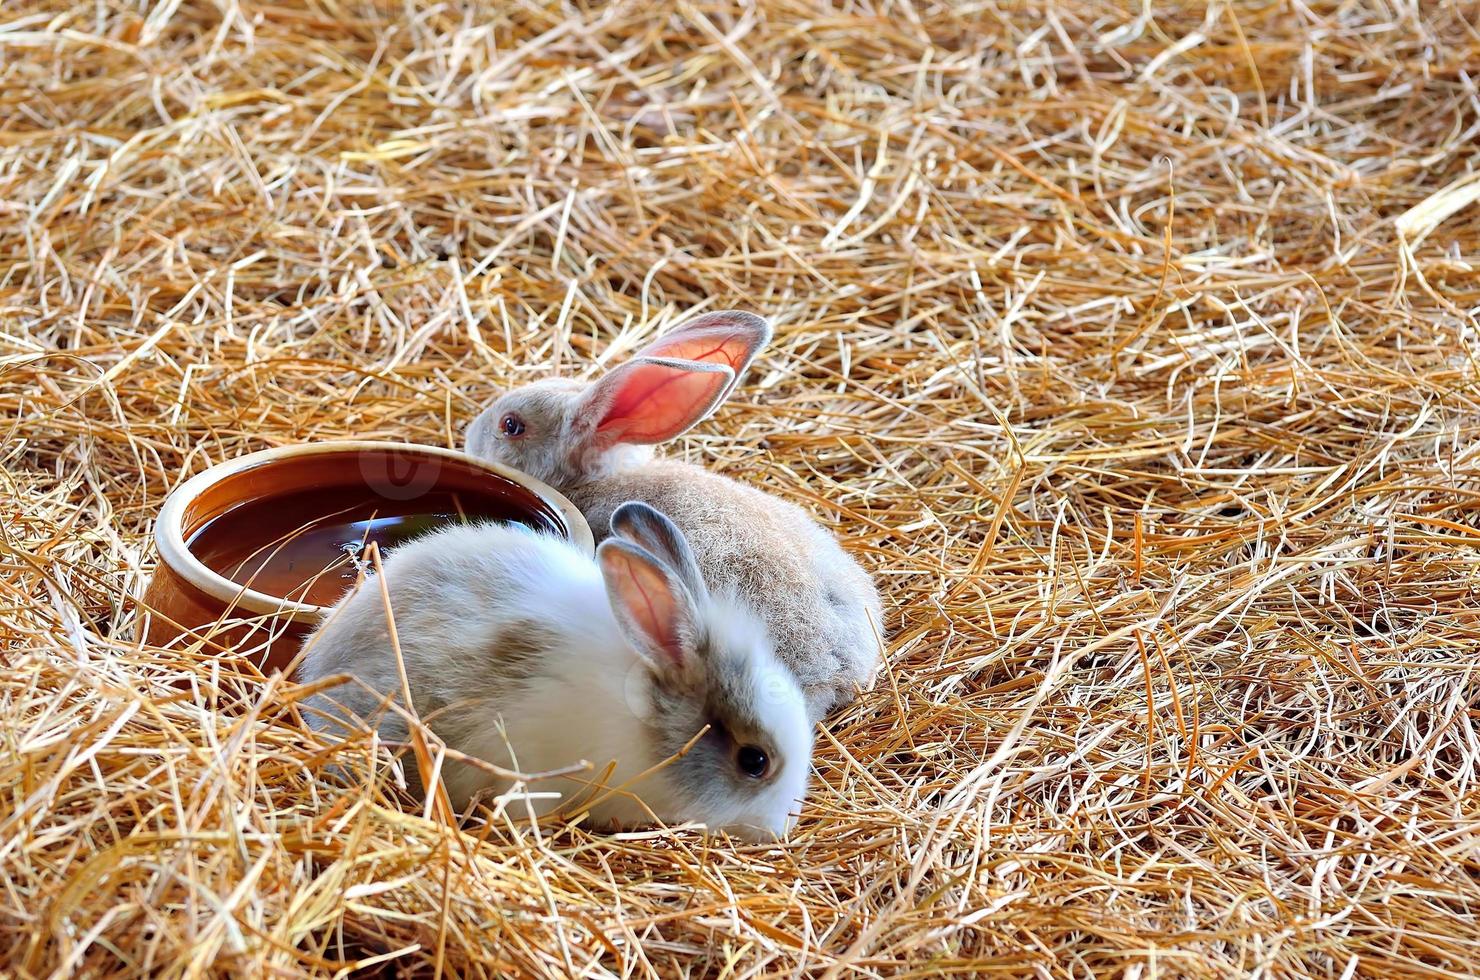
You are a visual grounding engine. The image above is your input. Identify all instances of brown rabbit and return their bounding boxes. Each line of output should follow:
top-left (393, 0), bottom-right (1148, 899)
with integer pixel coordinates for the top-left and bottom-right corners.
top-left (465, 311), bottom-right (882, 722)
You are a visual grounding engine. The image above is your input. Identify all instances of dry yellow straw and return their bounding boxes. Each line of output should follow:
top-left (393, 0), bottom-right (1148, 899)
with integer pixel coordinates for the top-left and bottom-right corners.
top-left (3, 0), bottom-right (1479, 975)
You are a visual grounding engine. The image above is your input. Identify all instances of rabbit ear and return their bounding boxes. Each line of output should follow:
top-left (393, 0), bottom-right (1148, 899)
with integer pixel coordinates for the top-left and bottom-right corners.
top-left (577, 356), bottom-right (733, 451)
top-left (635, 311), bottom-right (772, 402)
top-left (598, 538), bottom-right (700, 675)
top-left (608, 501), bottom-right (707, 603)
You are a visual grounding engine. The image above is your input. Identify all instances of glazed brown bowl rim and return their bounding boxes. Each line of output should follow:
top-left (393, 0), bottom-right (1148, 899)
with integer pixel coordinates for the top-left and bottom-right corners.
top-left (154, 440), bottom-right (594, 622)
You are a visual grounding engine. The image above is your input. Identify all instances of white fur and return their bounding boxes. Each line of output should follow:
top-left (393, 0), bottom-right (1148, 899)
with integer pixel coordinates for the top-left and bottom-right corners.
top-left (464, 312), bottom-right (886, 723)
top-left (297, 522), bottom-right (812, 839)
top-left (695, 602), bottom-right (812, 832)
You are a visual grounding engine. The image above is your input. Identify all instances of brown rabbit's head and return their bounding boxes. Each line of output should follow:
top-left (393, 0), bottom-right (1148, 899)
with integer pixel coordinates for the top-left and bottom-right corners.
top-left (466, 311), bottom-right (771, 488)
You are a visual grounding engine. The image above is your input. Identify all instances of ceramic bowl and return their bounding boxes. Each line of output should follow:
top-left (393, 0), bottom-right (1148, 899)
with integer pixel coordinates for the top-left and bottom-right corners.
top-left (140, 441), bottom-right (593, 677)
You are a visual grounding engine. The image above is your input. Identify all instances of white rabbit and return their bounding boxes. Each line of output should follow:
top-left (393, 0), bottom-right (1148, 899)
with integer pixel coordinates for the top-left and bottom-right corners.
top-left (465, 310), bottom-right (882, 723)
top-left (297, 502), bottom-right (813, 841)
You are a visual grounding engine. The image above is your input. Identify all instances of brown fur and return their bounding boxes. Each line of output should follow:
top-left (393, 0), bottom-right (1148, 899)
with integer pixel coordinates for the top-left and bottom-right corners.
top-left (465, 312), bottom-right (884, 722)
top-left (572, 462), bottom-right (881, 721)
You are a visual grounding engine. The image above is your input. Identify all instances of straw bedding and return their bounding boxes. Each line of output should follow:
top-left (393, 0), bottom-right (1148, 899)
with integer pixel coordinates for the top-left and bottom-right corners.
top-left (3, 1), bottom-right (1479, 975)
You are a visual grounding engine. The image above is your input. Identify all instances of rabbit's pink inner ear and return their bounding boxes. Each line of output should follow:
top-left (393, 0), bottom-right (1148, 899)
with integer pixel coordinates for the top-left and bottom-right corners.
top-left (600, 545), bottom-right (687, 670)
top-left (636, 312), bottom-right (772, 385)
top-left (589, 358), bottom-right (733, 447)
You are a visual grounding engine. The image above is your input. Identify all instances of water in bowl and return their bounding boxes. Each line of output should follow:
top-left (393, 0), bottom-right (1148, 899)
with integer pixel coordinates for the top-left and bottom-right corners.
top-left (187, 485), bottom-right (542, 608)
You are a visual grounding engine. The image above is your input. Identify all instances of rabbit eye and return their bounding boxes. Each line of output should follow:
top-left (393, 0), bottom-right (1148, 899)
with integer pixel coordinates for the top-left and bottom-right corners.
top-left (499, 412), bottom-right (526, 438)
top-left (736, 745), bottom-right (769, 779)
